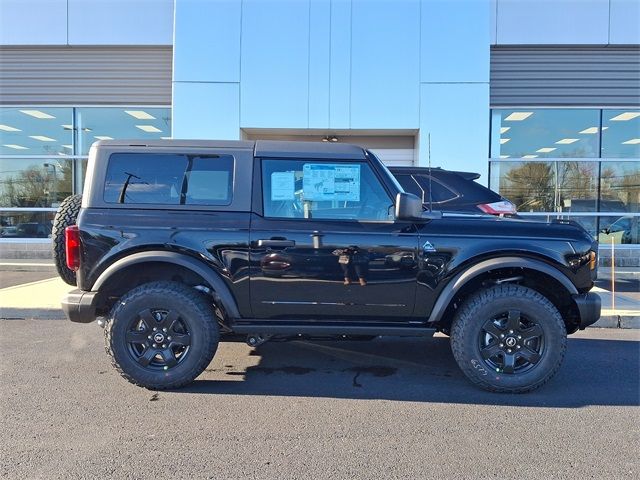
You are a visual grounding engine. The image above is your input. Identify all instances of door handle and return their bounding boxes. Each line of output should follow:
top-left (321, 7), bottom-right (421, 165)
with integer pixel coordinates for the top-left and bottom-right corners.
top-left (257, 239), bottom-right (296, 248)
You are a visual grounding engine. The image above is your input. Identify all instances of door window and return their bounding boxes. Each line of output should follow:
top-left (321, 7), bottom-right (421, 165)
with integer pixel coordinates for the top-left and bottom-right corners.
top-left (262, 159), bottom-right (393, 221)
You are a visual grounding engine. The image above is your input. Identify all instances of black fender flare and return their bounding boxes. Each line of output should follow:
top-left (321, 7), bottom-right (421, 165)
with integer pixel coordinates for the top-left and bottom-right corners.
top-left (427, 256), bottom-right (578, 324)
top-left (92, 250), bottom-right (240, 319)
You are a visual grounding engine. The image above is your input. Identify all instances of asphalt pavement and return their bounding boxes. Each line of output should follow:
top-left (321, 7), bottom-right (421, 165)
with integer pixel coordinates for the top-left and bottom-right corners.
top-left (1, 320), bottom-right (638, 479)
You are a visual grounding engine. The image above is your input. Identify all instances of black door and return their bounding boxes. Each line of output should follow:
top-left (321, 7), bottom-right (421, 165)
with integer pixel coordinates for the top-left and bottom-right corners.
top-left (249, 158), bottom-right (419, 320)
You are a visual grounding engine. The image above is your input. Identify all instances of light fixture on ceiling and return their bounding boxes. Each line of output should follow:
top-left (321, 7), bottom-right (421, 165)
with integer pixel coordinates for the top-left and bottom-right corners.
top-left (500, 138), bottom-right (510, 144)
top-left (536, 147), bottom-right (557, 153)
top-left (61, 124), bottom-right (73, 130)
top-left (160, 137), bottom-right (171, 140)
top-left (555, 138), bottom-right (579, 144)
top-left (125, 110), bottom-right (156, 120)
top-left (504, 112), bottom-right (533, 121)
top-left (62, 144), bottom-right (73, 149)
top-left (500, 127), bottom-right (511, 134)
top-left (499, 155), bottom-right (510, 159)
top-left (136, 125), bottom-right (162, 133)
top-left (3, 144), bottom-right (28, 150)
top-left (94, 135), bottom-right (114, 140)
top-left (622, 138), bottom-right (640, 145)
top-left (322, 135), bottom-right (338, 142)
top-left (29, 135), bottom-right (56, 142)
top-left (579, 127), bottom-right (598, 134)
top-left (20, 110), bottom-right (55, 119)
top-left (610, 112), bottom-right (640, 121)
top-left (522, 155), bottom-right (538, 158)
top-left (0, 124), bottom-right (21, 132)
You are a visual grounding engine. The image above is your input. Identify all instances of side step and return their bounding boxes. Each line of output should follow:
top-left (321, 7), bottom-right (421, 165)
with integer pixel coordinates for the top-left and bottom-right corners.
top-left (229, 321), bottom-right (436, 337)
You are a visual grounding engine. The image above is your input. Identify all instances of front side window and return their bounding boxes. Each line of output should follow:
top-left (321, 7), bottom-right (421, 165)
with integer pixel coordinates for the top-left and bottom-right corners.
top-left (104, 153), bottom-right (233, 205)
top-left (262, 160), bottom-right (393, 221)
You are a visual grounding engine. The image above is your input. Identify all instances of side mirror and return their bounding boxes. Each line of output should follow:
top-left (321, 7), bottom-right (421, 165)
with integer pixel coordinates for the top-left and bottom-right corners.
top-left (395, 192), bottom-right (424, 221)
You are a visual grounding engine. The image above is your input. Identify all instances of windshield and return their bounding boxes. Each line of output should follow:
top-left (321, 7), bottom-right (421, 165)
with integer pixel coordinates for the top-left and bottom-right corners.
top-left (366, 150), bottom-right (404, 193)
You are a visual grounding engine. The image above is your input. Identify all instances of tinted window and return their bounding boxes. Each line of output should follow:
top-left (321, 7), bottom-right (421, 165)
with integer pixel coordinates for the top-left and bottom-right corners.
top-left (395, 174), bottom-right (423, 200)
top-left (104, 153), bottom-right (233, 205)
top-left (262, 159), bottom-right (393, 221)
top-left (413, 175), bottom-right (458, 203)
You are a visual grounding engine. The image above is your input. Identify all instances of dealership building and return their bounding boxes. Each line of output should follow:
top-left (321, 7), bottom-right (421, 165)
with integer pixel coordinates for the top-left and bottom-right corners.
top-left (0, 0), bottom-right (638, 259)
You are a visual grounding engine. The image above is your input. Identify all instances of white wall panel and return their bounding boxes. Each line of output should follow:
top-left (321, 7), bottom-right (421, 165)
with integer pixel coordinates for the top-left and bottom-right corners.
top-left (172, 83), bottom-right (240, 140)
top-left (610, 0), bottom-right (640, 44)
top-left (174, 0), bottom-right (241, 82)
top-left (421, 0), bottom-right (490, 82)
top-left (496, 0), bottom-right (609, 45)
top-left (68, 0), bottom-right (173, 45)
top-left (0, 0), bottom-right (67, 45)
top-left (240, 0), bottom-right (309, 128)
top-left (351, 0), bottom-right (420, 128)
top-left (420, 83), bottom-right (490, 181)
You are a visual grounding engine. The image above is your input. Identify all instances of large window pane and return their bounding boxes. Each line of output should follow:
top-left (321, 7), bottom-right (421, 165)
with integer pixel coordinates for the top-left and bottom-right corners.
top-left (76, 107), bottom-right (171, 155)
top-left (0, 107), bottom-right (73, 156)
top-left (556, 161), bottom-right (598, 213)
top-left (0, 210), bottom-right (54, 239)
top-left (602, 109), bottom-right (640, 158)
top-left (600, 161), bottom-right (640, 213)
top-left (0, 159), bottom-right (73, 208)
top-left (491, 161), bottom-right (556, 212)
top-left (491, 109), bottom-right (600, 159)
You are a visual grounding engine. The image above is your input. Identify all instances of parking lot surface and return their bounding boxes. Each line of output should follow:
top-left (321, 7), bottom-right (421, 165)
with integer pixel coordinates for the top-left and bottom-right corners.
top-left (1, 319), bottom-right (638, 480)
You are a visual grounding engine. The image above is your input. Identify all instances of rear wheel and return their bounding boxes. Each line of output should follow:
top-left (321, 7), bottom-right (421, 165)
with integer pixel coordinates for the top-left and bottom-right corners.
top-left (105, 281), bottom-right (219, 390)
top-left (51, 194), bottom-right (82, 285)
top-left (450, 284), bottom-right (566, 393)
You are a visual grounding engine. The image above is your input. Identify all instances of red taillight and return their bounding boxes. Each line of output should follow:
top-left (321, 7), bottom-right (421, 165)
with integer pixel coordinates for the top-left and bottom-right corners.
top-left (65, 225), bottom-right (81, 271)
top-left (478, 201), bottom-right (517, 216)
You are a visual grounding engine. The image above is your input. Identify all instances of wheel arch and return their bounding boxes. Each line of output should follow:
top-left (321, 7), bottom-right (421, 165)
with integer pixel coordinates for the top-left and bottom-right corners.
top-left (92, 251), bottom-right (240, 319)
top-left (428, 257), bottom-right (580, 331)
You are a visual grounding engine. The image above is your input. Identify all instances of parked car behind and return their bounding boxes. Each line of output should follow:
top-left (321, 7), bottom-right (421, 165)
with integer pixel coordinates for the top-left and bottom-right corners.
top-left (389, 167), bottom-right (516, 215)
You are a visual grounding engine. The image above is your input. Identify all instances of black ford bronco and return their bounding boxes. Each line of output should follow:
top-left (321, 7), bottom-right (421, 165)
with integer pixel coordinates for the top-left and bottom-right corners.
top-left (57, 140), bottom-right (600, 393)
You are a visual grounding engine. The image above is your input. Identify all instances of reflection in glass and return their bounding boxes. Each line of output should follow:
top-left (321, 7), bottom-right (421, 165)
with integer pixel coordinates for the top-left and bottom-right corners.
top-left (0, 159), bottom-right (73, 208)
top-left (556, 161), bottom-right (598, 213)
top-left (602, 110), bottom-right (640, 158)
top-left (493, 161), bottom-right (556, 212)
top-left (76, 107), bottom-right (171, 155)
top-left (491, 109), bottom-right (599, 159)
top-left (0, 107), bottom-right (73, 156)
top-left (600, 161), bottom-right (640, 213)
top-left (0, 210), bottom-right (55, 238)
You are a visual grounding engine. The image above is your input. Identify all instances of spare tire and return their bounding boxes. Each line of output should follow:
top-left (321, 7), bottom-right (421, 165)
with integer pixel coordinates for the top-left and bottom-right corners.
top-left (52, 194), bottom-right (82, 286)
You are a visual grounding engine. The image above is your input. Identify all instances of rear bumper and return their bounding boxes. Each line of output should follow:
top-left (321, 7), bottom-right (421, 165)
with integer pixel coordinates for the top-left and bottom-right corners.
top-left (61, 289), bottom-right (97, 323)
top-left (572, 292), bottom-right (601, 329)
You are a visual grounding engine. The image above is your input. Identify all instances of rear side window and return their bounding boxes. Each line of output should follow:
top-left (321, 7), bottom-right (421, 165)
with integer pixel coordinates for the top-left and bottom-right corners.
top-left (413, 175), bottom-right (459, 203)
top-left (104, 153), bottom-right (233, 205)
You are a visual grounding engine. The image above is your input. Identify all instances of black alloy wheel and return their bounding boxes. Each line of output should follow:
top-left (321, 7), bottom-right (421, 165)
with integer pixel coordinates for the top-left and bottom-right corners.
top-left (125, 308), bottom-right (192, 370)
top-left (105, 281), bottom-right (219, 390)
top-left (478, 310), bottom-right (544, 374)
top-left (450, 284), bottom-right (567, 393)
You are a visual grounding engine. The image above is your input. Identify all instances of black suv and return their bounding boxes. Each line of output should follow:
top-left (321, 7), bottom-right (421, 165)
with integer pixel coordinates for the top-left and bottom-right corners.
top-left (390, 167), bottom-right (516, 215)
top-left (58, 140), bottom-right (600, 393)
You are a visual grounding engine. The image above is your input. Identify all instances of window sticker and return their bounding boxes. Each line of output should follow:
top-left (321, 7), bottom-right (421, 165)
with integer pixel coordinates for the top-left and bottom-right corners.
top-left (271, 171), bottom-right (295, 200)
top-left (302, 164), bottom-right (360, 201)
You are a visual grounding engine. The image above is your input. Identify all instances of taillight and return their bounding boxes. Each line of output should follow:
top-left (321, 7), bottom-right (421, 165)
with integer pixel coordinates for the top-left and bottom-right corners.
top-left (589, 251), bottom-right (597, 270)
top-left (65, 225), bottom-right (81, 271)
top-left (478, 201), bottom-right (517, 215)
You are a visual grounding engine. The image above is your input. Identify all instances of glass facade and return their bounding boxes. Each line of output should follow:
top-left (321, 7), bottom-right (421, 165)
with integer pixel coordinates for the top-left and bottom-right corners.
top-left (490, 109), bottom-right (640, 244)
top-left (0, 107), bottom-right (170, 238)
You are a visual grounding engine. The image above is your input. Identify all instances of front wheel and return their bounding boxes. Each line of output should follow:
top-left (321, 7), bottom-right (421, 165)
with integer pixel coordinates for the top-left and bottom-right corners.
top-left (450, 285), bottom-right (567, 393)
top-left (105, 281), bottom-right (219, 390)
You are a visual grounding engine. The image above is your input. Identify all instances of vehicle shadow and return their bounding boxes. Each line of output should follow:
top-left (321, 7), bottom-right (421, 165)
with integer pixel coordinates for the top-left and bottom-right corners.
top-left (177, 333), bottom-right (640, 408)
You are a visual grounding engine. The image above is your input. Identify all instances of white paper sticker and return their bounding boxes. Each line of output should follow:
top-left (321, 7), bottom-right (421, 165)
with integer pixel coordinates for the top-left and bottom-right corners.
top-left (271, 171), bottom-right (295, 200)
top-left (303, 164), bottom-right (360, 201)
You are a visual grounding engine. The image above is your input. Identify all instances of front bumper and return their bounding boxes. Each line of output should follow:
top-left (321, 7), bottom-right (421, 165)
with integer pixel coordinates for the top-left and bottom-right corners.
top-left (572, 292), bottom-right (601, 329)
top-left (61, 289), bottom-right (98, 323)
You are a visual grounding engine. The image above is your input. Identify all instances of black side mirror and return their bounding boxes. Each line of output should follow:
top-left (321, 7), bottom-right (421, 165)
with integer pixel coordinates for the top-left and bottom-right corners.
top-left (395, 192), bottom-right (424, 221)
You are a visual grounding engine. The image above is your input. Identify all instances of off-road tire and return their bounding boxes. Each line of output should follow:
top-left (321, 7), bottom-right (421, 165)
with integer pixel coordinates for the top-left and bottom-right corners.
top-left (52, 194), bottom-right (82, 285)
top-left (105, 281), bottom-right (219, 390)
top-left (450, 284), bottom-right (567, 393)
